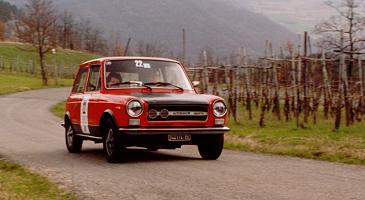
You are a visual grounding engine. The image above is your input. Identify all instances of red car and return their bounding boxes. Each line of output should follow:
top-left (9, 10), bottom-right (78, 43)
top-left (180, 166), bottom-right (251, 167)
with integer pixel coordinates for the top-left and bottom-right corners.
top-left (64, 57), bottom-right (230, 163)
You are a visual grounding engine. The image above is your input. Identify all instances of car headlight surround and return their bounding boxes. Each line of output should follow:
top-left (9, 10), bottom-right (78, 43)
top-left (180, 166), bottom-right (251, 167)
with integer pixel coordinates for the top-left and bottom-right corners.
top-left (213, 100), bottom-right (227, 117)
top-left (126, 99), bottom-right (144, 117)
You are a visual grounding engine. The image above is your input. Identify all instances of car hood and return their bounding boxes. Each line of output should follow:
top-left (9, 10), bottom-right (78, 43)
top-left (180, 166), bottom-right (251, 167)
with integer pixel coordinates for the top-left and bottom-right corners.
top-left (129, 92), bottom-right (214, 105)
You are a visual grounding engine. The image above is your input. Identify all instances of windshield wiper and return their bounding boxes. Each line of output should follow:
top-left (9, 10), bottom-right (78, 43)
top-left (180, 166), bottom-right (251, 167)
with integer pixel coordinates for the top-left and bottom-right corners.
top-left (110, 81), bottom-right (152, 91)
top-left (144, 82), bottom-right (184, 92)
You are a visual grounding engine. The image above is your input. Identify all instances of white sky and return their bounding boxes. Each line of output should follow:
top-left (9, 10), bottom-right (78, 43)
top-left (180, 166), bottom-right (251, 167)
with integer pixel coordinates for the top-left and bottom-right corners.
top-left (241, 0), bottom-right (341, 34)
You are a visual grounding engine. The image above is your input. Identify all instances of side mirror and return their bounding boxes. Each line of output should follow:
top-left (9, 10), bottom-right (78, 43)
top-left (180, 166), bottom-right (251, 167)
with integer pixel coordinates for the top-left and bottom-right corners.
top-left (192, 81), bottom-right (200, 87)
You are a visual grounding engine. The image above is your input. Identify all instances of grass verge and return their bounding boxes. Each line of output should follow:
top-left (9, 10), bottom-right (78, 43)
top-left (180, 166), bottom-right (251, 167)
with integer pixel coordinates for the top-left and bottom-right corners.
top-left (225, 105), bottom-right (365, 165)
top-left (0, 158), bottom-right (76, 200)
top-left (51, 101), bottom-right (66, 119)
top-left (0, 72), bottom-right (73, 95)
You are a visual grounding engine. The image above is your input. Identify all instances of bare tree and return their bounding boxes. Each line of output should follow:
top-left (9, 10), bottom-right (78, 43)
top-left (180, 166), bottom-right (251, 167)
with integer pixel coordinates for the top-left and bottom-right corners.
top-left (15, 0), bottom-right (58, 86)
top-left (314, 0), bottom-right (365, 78)
top-left (109, 32), bottom-right (125, 56)
top-left (71, 21), bottom-right (84, 51)
top-left (58, 10), bottom-right (75, 49)
top-left (136, 41), bottom-right (169, 57)
top-left (0, 21), bottom-right (4, 41)
top-left (75, 19), bottom-right (106, 54)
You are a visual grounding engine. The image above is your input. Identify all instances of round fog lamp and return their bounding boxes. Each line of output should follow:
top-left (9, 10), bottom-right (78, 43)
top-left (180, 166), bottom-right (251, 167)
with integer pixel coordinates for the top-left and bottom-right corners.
top-left (148, 109), bottom-right (158, 119)
top-left (127, 100), bottom-right (143, 117)
top-left (213, 101), bottom-right (227, 117)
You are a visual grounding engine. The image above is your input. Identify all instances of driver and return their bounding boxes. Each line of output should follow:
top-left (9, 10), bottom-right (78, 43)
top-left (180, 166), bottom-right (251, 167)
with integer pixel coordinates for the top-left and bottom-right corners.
top-left (106, 72), bottom-right (122, 88)
top-left (150, 70), bottom-right (162, 83)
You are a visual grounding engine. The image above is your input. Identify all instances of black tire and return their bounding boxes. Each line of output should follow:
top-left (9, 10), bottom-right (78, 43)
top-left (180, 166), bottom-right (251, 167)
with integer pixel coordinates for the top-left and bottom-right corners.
top-left (65, 122), bottom-right (83, 153)
top-left (198, 134), bottom-right (224, 160)
top-left (103, 119), bottom-right (124, 163)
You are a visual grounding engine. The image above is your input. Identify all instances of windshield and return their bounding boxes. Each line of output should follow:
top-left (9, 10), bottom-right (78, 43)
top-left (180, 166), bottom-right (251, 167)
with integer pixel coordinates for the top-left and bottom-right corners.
top-left (104, 59), bottom-right (193, 90)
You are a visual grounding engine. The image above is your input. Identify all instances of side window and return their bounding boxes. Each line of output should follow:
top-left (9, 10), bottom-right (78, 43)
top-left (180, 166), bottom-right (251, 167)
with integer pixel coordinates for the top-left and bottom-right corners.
top-left (72, 67), bottom-right (88, 93)
top-left (86, 65), bottom-right (101, 92)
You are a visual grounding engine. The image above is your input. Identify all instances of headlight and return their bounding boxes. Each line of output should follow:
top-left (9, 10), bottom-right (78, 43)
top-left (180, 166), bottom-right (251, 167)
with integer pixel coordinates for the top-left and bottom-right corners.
top-left (126, 100), bottom-right (144, 117)
top-left (213, 100), bottom-right (227, 117)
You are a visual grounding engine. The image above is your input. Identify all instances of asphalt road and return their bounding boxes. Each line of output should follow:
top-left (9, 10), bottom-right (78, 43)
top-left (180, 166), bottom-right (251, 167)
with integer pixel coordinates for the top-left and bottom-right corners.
top-left (1, 88), bottom-right (365, 200)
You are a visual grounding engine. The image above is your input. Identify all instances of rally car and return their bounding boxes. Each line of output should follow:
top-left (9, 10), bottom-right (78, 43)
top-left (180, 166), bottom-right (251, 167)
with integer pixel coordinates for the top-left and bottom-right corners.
top-left (63, 57), bottom-right (230, 163)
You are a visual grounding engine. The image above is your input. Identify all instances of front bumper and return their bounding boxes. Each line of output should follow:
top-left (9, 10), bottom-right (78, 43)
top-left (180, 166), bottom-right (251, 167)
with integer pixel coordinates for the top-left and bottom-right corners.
top-left (118, 127), bottom-right (230, 148)
top-left (118, 127), bottom-right (230, 135)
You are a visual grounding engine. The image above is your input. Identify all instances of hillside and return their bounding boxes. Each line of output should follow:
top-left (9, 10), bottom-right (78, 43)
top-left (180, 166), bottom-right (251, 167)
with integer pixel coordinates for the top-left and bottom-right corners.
top-left (7, 0), bottom-right (296, 60)
top-left (0, 42), bottom-right (99, 77)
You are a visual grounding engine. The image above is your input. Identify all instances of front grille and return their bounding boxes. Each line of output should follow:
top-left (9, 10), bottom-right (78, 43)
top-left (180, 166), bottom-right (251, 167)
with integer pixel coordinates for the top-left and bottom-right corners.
top-left (147, 104), bottom-right (208, 121)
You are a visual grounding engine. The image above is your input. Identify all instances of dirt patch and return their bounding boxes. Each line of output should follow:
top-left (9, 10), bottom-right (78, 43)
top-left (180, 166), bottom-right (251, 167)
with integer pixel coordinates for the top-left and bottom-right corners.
top-left (226, 133), bottom-right (262, 148)
top-left (320, 146), bottom-right (365, 160)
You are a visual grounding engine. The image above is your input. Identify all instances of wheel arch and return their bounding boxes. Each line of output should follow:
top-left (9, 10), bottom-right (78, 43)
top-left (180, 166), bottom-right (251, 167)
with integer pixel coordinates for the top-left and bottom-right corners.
top-left (99, 109), bottom-right (118, 136)
top-left (64, 111), bottom-right (71, 127)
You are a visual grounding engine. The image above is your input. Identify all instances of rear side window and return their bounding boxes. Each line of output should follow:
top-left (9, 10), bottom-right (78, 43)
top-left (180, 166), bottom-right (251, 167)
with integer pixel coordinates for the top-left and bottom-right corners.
top-left (72, 67), bottom-right (89, 93)
top-left (86, 65), bottom-right (101, 92)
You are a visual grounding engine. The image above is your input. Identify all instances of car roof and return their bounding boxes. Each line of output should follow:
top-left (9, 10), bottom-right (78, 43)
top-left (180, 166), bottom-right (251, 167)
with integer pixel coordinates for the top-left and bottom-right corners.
top-left (82, 56), bottom-right (180, 65)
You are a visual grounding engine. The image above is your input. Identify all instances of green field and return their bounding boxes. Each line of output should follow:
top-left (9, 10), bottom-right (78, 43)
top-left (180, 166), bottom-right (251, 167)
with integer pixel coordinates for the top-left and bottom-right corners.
top-left (0, 159), bottom-right (76, 200)
top-left (0, 73), bottom-right (73, 95)
top-left (0, 42), bottom-right (99, 78)
top-left (0, 42), bottom-right (98, 67)
top-left (0, 42), bottom-right (100, 94)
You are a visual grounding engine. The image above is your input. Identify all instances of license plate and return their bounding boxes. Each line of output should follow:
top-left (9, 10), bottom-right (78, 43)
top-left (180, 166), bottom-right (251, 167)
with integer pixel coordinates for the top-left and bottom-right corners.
top-left (168, 134), bottom-right (191, 142)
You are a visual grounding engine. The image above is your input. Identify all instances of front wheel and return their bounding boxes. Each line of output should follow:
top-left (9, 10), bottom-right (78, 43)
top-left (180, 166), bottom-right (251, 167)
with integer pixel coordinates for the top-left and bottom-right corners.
top-left (65, 122), bottom-right (83, 153)
top-left (103, 119), bottom-right (124, 163)
top-left (198, 134), bottom-right (224, 160)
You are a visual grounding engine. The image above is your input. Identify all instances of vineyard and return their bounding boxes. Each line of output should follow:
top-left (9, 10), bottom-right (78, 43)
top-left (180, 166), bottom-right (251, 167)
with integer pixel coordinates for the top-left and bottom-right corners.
top-left (1, 33), bottom-right (364, 132)
top-left (188, 32), bottom-right (365, 131)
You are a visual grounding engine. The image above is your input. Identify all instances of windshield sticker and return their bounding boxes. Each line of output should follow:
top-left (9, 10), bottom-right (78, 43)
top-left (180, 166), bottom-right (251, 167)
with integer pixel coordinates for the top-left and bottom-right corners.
top-left (135, 60), bottom-right (151, 69)
top-left (106, 61), bottom-right (112, 66)
top-left (143, 63), bottom-right (151, 69)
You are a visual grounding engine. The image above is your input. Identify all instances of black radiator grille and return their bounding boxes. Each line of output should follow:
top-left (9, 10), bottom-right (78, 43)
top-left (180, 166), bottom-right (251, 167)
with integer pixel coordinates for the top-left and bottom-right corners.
top-left (147, 104), bottom-right (209, 121)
